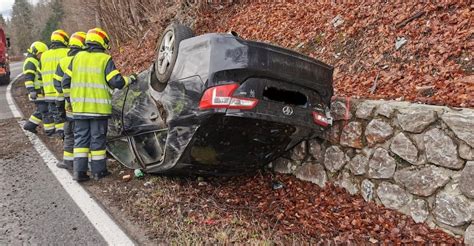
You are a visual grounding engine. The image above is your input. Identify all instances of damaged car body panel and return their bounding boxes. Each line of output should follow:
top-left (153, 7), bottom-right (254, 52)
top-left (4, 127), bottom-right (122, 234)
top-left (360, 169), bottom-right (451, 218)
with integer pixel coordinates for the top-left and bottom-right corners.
top-left (107, 33), bottom-right (334, 175)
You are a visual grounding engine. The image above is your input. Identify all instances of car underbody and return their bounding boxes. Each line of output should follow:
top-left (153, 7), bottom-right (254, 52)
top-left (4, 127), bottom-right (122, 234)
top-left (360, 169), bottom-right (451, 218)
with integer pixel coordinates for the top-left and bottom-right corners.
top-left (107, 26), bottom-right (334, 175)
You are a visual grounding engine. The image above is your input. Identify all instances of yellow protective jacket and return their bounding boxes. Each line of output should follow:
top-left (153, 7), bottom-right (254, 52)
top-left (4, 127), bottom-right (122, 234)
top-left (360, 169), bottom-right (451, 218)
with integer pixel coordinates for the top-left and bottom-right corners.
top-left (41, 43), bottom-right (69, 101)
top-left (62, 45), bottom-right (130, 118)
top-left (23, 54), bottom-right (44, 101)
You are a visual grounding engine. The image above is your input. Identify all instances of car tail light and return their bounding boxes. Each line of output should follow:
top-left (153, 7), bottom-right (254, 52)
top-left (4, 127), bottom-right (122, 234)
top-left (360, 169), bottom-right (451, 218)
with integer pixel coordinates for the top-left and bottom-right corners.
top-left (199, 83), bottom-right (258, 110)
top-left (312, 111), bottom-right (329, 127)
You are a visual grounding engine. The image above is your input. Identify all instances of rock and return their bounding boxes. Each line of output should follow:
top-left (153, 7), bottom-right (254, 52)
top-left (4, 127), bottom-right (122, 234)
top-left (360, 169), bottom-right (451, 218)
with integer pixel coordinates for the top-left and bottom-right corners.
top-left (331, 100), bottom-right (352, 121)
top-left (335, 171), bottom-right (358, 195)
top-left (375, 104), bottom-right (394, 118)
top-left (347, 154), bottom-right (368, 175)
top-left (368, 148), bottom-right (396, 179)
top-left (424, 128), bottom-right (464, 169)
top-left (365, 119), bottom-right (394, 146)
top-left (460, 161), bottom-right (474, 199)
top-left (273, 158), bottom-right (292, 174)
top-left (361, 179), bottom-right (375, 202)
top-left (408, 199), bottom-right (429, 223)
top-left (355, 102), bottom-right (376, 119)
top-left (397, 109), bottom-right (437, 133)
top-left (395, 37), bottom-right (408, 50)
top-left (390, 133), bottom-right (418, 164)
top-left (442, 111), bottom-right (474, 148)
top-left (331, 15), bottom-right (344, 28)
top-left (340, 121), bottom-right (363, 149)
top-left (325, 121), bottom-right (342, 144)
top-left (459, 142), bottom-right (474, 160)
top-left (324, 146), bottom-right (348, 173)
top-left (294, 162), bottom-right (327, 188)
top-left (308, 139), bottom-right (324, 162)
top-left (416, 85), bottom-right (436, 97)
top-left (433, 192), bottom-right (472, 227)
top-left (394, 165), bottom-right (450, 197)
top-left (465, 224), bottom-right (474, 246)
top-left (376, 182), bottom-right (412, 210)
top-left (290, 141), bottom-right (307, 162)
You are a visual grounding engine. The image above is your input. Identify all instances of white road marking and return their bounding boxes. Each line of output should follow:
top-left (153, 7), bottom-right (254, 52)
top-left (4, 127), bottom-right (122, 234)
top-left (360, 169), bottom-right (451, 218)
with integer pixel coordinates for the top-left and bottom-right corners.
top-left (6, 77), bottom-right (135, 246)
top-left (5, 74), bottom-right (23, 118)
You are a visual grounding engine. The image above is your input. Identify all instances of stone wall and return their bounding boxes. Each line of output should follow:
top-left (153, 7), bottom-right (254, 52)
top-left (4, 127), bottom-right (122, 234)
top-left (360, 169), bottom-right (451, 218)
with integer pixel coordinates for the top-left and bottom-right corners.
top-left (271, 98), bottom-right (474, 243)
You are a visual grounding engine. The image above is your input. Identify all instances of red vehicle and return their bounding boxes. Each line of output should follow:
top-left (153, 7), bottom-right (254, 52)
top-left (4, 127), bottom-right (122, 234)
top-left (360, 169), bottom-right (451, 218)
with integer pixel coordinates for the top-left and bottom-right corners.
top-left (0, 27), bottom-right (10, 85)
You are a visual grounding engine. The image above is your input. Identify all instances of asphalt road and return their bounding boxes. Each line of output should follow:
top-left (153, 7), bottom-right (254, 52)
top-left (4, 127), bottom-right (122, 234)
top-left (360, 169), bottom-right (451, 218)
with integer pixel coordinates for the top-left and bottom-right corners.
top-left (0, 62), bottom-right (106, 244)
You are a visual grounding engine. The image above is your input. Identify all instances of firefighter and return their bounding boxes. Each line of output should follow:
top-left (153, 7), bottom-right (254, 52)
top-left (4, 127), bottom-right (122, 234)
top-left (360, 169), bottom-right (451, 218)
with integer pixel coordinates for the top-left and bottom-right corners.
top-left (41, 29), bottom-right (70, 136)
top-left (62, 28), bottom-right (137, 181)
top-left (53, 31), bottom-right (86, 170)
top-left (23, 41), bottom-right (48, 134)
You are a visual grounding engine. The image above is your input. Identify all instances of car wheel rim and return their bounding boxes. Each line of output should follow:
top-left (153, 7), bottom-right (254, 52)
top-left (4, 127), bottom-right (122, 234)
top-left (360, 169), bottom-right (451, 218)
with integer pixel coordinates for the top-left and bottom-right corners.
top-left (157, 30), bottom-right (175, 75)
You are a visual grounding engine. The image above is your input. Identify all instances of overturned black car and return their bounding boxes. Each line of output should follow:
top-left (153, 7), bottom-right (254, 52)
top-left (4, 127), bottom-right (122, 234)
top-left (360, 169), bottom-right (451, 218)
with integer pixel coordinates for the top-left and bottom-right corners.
top-left (107, 24), bottom-right (334, 175)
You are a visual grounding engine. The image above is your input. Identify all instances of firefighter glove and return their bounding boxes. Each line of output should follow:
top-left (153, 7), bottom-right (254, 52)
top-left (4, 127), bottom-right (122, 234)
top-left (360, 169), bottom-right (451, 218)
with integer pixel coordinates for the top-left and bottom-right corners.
top-left (29, 91), bottom-right (37, 100)
top-left (129, 73), bottom-right (138, 85)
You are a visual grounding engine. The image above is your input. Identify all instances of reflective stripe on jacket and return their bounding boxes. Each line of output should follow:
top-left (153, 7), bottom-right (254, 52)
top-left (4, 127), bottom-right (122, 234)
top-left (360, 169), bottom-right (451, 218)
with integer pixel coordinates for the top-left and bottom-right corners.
top-left (23, 56), bottom-right (44, 101)
top-left (41, 47), bottom-right (69, 101)
top-left (55, 55), bottom-right (74, 118)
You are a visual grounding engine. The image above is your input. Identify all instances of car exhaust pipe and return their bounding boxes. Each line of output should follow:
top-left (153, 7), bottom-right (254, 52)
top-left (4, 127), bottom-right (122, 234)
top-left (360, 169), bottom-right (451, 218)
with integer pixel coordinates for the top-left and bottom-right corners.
top-left (228, 31), bottom-right (239, 37)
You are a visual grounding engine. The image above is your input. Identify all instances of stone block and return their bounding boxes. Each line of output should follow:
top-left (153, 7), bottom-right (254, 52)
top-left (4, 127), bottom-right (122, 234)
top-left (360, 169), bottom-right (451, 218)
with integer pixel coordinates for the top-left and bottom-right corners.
top-left (375, 104), bottom-right (394, 118)
top-left (460, 142), bottom-right (474, 160)
top-left (331, 100), bottom-right (352, 121)
top-left (390, 132), bottom-right (418, 164)
top-left (397, 109), bottom-right (437, 133)
top-left (324, 146), bottom-right (348, 173)
top-left (355, 101), bottom-right (376, 119)
top-left (424, 128), bottom-right (464, 169)
top-left (442, 111), bottom-right (474, 148)
top-left (361, 179), bottom-right (375, 202)
top-left (365, 119), bottom-right (394, 146)
top-left (273, 158), bottom-right (292, 174)
top-left (394, 165), bottom-right (450, 197)
top-left (408, 199), bottom-right (429, 223)
top-left (368, 148), bottom-right (396, 179)
top-left (433, 191), bottom-right (472, 227)
top-left (294, 162), bottom-right (327, 188)
top-left (376, 182), bottom-right (412, 210)
top-left (460, 161), bottom-right (474, 199)
top-left (347, 154), bottom-right (368, 175)
top-left (308, 139), bottom-right (324, 162)
top-left (340, 121), bottom-right (363, 148)
top-left (290, 141), bottom-right (307, 162)
top-left (465, 224), bottom-right (474, 246)
top-left (335, 170), bottom-right (358, 195)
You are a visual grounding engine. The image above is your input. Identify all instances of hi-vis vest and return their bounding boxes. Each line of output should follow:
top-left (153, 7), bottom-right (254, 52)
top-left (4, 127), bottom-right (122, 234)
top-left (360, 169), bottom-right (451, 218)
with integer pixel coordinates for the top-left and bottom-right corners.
top-left (56, 55), bottom-right (74, 118)
top-left (23, 57), bottom-right (44, 101)
top-left (70, 52), bottom-right (113, 117)
top-left (41, 47), bottom-right (69, 101)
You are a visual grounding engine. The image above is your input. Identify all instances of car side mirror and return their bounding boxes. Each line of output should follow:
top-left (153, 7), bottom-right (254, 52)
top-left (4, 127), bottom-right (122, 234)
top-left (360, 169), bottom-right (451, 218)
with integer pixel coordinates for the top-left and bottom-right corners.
top-left (6, 38), bottom-right (10, 48)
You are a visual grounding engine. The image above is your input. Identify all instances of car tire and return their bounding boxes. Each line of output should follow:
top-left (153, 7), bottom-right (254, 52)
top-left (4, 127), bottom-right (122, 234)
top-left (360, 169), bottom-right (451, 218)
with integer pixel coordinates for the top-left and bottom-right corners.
top-left (153, 23), bottom-right (194, 88)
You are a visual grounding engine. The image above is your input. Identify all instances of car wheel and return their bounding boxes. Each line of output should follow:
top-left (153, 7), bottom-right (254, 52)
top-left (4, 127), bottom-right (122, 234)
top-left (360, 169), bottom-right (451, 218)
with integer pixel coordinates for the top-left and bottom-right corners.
top-left (153, 23), bottom-right (194, 87)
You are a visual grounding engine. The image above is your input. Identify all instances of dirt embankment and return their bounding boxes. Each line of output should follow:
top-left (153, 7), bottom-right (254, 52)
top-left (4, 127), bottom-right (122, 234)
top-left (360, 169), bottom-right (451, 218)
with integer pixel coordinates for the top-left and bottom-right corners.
top-left (113, 1), bottom-right (473, 107)
top-left (12, 79), bottom-right (462, 244)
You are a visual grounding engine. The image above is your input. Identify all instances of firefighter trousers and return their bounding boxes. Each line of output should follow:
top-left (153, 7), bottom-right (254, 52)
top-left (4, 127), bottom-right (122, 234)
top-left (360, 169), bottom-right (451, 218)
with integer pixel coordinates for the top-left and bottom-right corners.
top-left (62, 118), bottom-right (74, 168)
top-left (73, 118), bottom-right (108, 174)
top-left (23, 101), bottom-right (47, 132)
top-left (55, 101), bottom-right (66, 133)
top-left (43, 101), bottom-right (56, 135)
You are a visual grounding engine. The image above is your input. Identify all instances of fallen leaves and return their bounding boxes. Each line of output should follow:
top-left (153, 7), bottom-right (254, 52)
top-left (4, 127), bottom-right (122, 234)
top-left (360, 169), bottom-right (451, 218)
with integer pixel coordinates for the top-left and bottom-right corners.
top-left (112, 2), bottom-right (472, 107)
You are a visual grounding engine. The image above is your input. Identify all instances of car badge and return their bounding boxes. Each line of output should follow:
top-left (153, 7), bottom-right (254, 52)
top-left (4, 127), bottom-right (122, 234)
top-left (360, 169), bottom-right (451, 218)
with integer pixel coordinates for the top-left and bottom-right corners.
top-left (282, 106), bottom-right (294, 116)
top-left (249, 89), bottom-right (255, 98)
